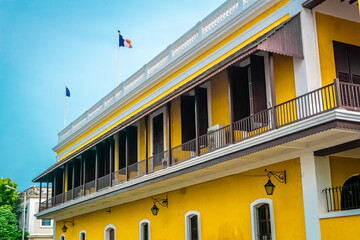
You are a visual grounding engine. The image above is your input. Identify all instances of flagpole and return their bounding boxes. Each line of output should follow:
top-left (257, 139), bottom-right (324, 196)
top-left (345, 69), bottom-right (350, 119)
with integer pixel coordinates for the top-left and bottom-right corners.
top-left (117, 30), bottom-right (120, 86)
top-left (64, 86), bottom-right (67, 128)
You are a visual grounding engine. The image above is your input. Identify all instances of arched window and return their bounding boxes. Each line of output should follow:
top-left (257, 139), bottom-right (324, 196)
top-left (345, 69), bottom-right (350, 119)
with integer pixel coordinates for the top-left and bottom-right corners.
top-left (139, 219), bottom-right (150, 240)
top-left (341, 174), bottom-right (360, 210)
top-left (80, 230), bottom-right (86, 240)
top-left (185, 211), bottom-right (201, 240)
top-left (104, 224), bottom-right (116, 240)
top-left (250, 199), bottom-right (275, 240)
top-left (60, 234), bottom-right (65, 240)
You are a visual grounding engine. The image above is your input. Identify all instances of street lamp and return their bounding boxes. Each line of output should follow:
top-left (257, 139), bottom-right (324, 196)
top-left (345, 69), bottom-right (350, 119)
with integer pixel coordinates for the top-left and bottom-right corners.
top-left (5, 185), bottom-right (26, 240)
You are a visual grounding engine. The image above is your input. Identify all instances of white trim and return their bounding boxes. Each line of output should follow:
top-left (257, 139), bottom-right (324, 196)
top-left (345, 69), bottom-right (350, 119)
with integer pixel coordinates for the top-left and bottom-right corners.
top-left (54, 0), bottom-right (304, 159)
top-left (319, 209), bottom-right (360, 219)
top-left (149, 107), bottom-right (167, 156)
top-left (250, 198), bottom-right (275, 240)
top-left (139, 219), bottom-right (151, 240)
top-left (185, 211), bottom-right (201, 240)
top-left (79, 230), bottom-right (86, 240)
top-left (60, 234), bottom-right (65, 240)
top-left (104, 224), bottom-right (116, 240)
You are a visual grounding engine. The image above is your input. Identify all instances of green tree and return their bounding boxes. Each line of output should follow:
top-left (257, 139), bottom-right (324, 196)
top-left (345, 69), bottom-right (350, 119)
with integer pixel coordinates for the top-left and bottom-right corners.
top-left (0, 177), bottom-right (19, 210)
top-left (0, 205), bottom-right (22, 240)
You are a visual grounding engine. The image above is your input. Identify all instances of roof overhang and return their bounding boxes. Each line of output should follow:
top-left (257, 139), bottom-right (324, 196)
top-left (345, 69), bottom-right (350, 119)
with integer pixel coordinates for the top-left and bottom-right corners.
top-left (33, 14), bottom-right (303, 183)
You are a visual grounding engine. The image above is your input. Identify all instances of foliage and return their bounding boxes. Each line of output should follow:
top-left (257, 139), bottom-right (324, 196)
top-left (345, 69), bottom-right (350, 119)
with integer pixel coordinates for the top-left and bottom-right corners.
top-left (0, 205), bottom-right (23, 240)
top-left (0, 177), bottom-right (19, 210)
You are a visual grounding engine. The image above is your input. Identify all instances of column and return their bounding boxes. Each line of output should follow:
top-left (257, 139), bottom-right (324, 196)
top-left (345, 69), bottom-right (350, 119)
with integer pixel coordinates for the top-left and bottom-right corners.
top-left (293, 9), bottom-right (322, 95)
top-left (227, 73), bottom-right (234, 143)
top-left (46, 181), bottom-right (49, 209)
top-left (268, 53), bottom-right (278, 128)
top-left (95, 147), bottom-right (99, 191)
top-left (145, 116), bottom-right (149, 173)
top-left (39, 182), bottom-right (42, 211)
top-left (194, 87), bottom-right (200, 156)
top-left (109, 139), bottom-right (113, 187)
top-left (114, 133), bottom-right (119, 172)
top-left (167, 102), bottom-right (172, 165)
top-left (300, 152), bottom-right (331, 240)
top-left (125, 130), bottom-right (129, 180)
top-left (62, 166), bottom-right (66, 203)
top-left (72, 160), bottom-right (75, 200)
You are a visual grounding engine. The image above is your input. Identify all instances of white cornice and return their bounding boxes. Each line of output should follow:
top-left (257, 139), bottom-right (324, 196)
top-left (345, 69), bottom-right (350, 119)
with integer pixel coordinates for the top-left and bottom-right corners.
top-left (54, 0), bottom-right (304, 160)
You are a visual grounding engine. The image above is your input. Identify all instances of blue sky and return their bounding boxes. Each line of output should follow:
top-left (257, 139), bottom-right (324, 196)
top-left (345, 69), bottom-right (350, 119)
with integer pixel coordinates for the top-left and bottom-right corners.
top-left (0, 0), bottom-right (224, 190)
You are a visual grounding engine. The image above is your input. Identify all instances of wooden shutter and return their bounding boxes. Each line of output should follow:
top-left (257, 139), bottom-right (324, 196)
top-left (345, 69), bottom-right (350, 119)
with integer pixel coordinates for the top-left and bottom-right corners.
top-left (127, 126), bottom-right (138, 165)
top-left (228, 66), bottom-right (250, 122)
top-left (181, 96), bottom-right (196, 143)
top-left (118, 131), bottom-right (126, 169)
top-left (152, 113), bottom-right (164, 155)
top-left (195, 87), bottom-right (209, 135)
top-left (333, 41), bottom-right (351, 82)
top-left (250, 55), bottom-right (267, 114)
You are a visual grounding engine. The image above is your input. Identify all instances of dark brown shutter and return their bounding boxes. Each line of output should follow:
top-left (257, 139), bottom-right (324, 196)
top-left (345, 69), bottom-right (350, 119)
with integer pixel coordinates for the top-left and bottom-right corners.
top-left (118, 131), bottom-right (126, 169)
top-left (181, 96), bottom-right (196, 143)
top-left (195, 87), bottom-right (209, 135)
top-left (250, 55), bottom-right (267, 114)
top-left (152, 113), bottom-right (164, 155)
top-left (127, 126), bottom-right (138, 165)
top-left (348, 44), bottom-right (360, 84)
top-left (333, 41), bottom-right (351, 82)
top-left (228, 66), bottom-right (250, 122)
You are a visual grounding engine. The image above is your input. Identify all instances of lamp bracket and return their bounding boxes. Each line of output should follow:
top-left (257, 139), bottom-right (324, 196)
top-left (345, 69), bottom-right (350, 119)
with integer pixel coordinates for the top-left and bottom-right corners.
top-left (152, 197), bottom-right (168, 208)
top-left (265, 169), bottom-right (286, 184)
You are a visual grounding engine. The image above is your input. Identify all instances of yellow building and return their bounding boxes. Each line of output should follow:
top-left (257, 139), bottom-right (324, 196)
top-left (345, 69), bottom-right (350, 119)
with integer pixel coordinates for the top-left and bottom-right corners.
top-left (33, 0), bottom-right (360, 239)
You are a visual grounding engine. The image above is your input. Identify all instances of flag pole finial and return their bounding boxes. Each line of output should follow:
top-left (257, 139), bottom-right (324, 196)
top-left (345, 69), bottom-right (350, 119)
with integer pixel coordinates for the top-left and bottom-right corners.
top-left (118, 30), bottom-right (120, 34)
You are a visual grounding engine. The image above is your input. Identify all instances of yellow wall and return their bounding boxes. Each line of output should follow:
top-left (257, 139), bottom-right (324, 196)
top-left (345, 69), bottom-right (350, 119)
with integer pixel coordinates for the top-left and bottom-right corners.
top-left (56, 158), bottom-right (306, 240)
top-left (329, 156), bottom-right (360, 187)
top-left (273, 54), bottom-right (296, 104)
top-left (320, 215), bottom-right (360, 240)
top-left (211, 71), bottom-right (230, 126)
top-left (171, 98), bottom-right (182, 148)
top-left (316, 13), bottom-right (360, 86)
top-left (56, 5), bottom-right (291, 161)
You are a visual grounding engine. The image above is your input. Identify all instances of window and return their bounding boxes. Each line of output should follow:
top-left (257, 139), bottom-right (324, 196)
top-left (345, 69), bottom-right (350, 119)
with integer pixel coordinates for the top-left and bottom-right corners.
top-left (333, 41), bottom-right (360, 84)
top-left (139, 219), bottom-right (150, 240)
top-left (341, 174), bottom-right (360, 210)
top-left (251, 199), bottom-right (275, 240)
top-left (104, 224), bottom-right (116, 240)
top-left (80, 230), bottom-right (86, 240)
top-left (60, 234), bottom-right (65, 240)
top-left (41, 219), bottom-right (51, 227)
top-left (185, 211), bottom-right (201, 240)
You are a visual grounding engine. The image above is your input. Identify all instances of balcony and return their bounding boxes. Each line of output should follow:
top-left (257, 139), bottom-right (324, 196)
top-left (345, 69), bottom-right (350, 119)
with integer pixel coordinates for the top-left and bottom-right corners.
top-left (323, 182), bottom-right (360, 212)
top-left (39, 79), bottom-right (360, 212)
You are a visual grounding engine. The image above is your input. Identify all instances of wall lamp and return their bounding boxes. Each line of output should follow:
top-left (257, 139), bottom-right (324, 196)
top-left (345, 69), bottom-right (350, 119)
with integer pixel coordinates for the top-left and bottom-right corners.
top-left (264, 169), bottom-right (286, 195)
top-left (151, 197), bottom-right (168, 216)
top-left (61, 219), bottom-right (74, 233)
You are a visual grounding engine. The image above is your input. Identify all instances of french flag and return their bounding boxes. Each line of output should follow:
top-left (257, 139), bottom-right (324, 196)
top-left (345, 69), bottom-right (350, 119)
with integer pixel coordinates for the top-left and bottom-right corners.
top-left (119, 33), bottom-right (133, 48)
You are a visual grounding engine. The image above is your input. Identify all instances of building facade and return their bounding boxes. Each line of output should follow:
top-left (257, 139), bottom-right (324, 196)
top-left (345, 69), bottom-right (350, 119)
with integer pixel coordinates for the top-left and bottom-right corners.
top-left (19, 187), bottom-right (53, 240)
top-left (33, 0), bottom-right (360, 239)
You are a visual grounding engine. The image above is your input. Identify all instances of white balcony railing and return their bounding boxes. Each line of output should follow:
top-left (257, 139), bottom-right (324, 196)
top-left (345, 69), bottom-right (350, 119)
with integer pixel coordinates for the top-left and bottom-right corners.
top-left (58, 0), bottom-right (260, 143)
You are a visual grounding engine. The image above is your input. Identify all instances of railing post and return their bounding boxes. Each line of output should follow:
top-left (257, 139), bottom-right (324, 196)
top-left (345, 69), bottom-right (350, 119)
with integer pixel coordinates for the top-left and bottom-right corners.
top-left (334, 78), bottom-right (341, 108)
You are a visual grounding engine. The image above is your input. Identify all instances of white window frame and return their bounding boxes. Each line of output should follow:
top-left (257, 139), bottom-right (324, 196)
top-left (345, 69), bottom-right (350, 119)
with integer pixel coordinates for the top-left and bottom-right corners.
top-left (40, 218), bottom-right (52, 228)
top-left (60, 234), bottom-right (66, 240)
top-left (185, 211), bottom-right (201, 240)
top-left (149, 107), bottom-right (167, 156)
top-left (250, 198), bottom-right (276, 240)
top-left (104, 224), bottom-right (116, 240)
top-left (139, 219), bottom-right (151, 240)
top-left (79, 230), bottom-right (86, 240)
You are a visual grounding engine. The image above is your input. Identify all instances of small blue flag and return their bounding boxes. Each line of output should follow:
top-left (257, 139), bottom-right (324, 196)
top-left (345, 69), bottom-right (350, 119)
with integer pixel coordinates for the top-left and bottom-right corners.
top-left (66, 87), bottom-right (70, 97)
